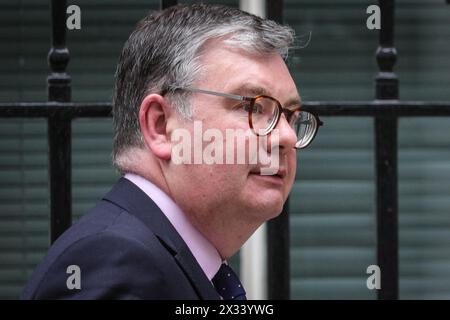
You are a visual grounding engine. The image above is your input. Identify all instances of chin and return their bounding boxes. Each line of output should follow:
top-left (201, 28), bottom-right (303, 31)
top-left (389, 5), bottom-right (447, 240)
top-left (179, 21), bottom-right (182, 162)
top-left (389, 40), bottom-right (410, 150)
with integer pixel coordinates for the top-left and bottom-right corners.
top-left (269, 202), bottom-right (285, 219)
top-left (249, 196), bottom-right (285, 221)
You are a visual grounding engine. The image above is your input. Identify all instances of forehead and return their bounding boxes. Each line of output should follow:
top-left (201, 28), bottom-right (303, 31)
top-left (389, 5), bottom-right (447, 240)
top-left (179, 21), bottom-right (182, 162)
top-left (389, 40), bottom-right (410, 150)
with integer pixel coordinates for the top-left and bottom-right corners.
top-left (197, 43), bottom-right (300, 102)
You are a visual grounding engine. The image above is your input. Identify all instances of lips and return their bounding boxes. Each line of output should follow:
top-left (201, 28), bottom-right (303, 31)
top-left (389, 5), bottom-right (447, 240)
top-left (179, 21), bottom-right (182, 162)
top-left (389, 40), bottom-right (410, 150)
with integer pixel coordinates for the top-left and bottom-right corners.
top-left (249, 167), bottom-right (286, 178)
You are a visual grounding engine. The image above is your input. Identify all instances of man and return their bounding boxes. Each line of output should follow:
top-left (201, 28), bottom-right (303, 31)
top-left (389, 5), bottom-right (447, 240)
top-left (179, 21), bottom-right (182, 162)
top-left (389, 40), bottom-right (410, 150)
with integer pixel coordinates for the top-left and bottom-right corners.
top-left (22, 4), bottom-right (321, 299)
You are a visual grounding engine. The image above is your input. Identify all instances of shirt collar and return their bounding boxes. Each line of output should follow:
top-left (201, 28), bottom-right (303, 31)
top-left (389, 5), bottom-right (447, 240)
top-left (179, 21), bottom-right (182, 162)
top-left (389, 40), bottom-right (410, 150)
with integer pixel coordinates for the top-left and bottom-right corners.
top-left (124, 173), bottom-right (222, 280)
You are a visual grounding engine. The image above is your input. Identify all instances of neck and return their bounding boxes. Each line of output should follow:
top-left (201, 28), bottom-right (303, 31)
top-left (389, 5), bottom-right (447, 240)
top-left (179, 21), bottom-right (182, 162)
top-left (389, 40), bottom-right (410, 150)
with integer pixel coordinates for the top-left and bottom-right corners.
top-left (182, 204), bottom-right (262, 259)
top-left (121, 149), bottom-right (173, 198)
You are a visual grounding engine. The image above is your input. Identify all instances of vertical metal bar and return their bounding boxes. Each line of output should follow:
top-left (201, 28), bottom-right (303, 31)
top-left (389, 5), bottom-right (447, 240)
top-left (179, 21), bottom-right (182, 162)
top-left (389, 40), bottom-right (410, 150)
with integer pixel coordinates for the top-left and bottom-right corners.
top-left (267, 202), bottom-right (290, 299)
top-left (266, 0), bottom-right (290, 300)
top-left (48, 0), bottom-right (72, 243)
top-left (161, 0), bottom-right (178, 9)
top-left (375, 0), bottom-right (399, 299)
top-left (375, 117), bottom-right (398, 299)
top-left (48, 115), bottom-right (72, 244)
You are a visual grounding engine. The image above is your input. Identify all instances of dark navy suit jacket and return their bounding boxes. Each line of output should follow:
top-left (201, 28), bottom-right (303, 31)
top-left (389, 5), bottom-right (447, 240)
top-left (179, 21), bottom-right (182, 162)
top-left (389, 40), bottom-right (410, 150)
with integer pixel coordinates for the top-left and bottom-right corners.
top-left (21, 178), bottom-right (220, 300)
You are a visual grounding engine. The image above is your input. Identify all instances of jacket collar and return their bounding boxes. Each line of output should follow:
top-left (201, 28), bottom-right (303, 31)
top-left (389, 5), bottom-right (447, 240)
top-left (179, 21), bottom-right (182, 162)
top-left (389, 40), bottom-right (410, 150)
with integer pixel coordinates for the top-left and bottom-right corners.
top-left (103, 177), bottom-right (220, 300)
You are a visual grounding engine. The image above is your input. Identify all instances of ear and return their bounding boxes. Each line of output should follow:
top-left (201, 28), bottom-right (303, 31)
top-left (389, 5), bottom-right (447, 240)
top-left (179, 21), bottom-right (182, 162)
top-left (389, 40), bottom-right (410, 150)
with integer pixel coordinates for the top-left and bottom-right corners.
top-left (138, 94), bottom-right (172, 161)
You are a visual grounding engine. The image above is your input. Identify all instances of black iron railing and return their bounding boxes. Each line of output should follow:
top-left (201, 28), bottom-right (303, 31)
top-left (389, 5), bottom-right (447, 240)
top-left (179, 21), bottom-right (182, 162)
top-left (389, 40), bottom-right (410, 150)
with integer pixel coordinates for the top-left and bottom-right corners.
top-left (1, 0), bottom-right (450, 300)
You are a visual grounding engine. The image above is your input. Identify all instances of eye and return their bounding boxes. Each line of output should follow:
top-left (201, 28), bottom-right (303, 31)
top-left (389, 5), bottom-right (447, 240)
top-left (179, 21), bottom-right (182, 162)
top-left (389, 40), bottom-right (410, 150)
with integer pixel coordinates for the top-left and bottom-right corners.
top-left (243, 102), bottom-right (263, 114)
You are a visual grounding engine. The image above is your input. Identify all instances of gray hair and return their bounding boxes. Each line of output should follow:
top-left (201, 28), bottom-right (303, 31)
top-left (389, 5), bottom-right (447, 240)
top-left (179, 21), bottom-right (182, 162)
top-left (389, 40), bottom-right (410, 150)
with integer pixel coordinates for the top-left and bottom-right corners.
top-left (112, 3), bottom-right (295, 171)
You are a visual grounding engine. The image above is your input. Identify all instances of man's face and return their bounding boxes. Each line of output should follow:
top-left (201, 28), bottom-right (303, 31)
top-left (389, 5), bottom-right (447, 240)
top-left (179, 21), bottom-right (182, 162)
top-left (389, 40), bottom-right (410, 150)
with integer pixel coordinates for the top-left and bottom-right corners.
top-left (166, 43), bottom-right (299, 225)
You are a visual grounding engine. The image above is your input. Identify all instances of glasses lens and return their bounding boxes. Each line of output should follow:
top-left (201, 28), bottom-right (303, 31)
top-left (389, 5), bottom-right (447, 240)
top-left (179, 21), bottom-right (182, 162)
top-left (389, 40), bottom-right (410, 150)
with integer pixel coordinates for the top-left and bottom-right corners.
top-left (293, 111), bottom-right (318, 149)
top-left (250, 96), bottom-right (279, 135)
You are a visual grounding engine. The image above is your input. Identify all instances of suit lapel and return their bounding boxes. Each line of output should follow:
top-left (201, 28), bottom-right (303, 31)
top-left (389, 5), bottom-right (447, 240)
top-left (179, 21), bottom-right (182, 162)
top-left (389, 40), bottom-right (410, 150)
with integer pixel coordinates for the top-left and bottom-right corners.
top-left (103, 177), bottom-right (220, 300)
top-left (174, 246), bottom-right (221, 299)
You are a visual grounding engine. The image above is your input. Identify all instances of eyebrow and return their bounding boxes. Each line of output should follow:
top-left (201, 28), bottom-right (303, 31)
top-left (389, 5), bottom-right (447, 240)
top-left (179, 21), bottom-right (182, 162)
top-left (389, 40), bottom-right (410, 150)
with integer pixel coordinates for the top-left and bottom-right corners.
top-left (285, 97), bottom-right (302, 110)
top-left (230, 84), bottom-right (270, 97)
top-left (230, 83), bottom-right (302, 109)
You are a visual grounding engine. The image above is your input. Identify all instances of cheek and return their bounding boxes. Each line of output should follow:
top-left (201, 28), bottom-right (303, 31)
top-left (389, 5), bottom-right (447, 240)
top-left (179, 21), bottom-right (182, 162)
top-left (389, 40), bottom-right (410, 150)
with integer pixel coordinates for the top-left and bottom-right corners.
top-left (194, 166), bottom-right (250, 210)
top-left (193, 165), bottom-right (249, 190)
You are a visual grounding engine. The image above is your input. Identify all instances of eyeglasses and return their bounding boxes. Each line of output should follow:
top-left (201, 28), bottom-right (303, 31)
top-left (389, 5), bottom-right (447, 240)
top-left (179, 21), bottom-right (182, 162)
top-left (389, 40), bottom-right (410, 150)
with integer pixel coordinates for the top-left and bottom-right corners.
top-left (169, 87), bottom-right (323, 149)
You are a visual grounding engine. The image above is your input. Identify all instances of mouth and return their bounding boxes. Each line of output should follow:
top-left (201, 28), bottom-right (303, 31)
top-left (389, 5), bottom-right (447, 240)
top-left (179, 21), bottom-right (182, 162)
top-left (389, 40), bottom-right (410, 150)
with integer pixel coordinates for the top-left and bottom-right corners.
top-left (249, 167), bottom-right (286, 182)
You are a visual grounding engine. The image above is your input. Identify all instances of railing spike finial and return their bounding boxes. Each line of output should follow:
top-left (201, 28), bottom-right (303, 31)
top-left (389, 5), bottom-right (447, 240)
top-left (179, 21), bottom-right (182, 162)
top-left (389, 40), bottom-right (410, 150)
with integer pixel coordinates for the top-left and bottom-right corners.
top-left (375, 0), bottom-right (399, 100)
top-left (48, 0), bottom-right (71, 102)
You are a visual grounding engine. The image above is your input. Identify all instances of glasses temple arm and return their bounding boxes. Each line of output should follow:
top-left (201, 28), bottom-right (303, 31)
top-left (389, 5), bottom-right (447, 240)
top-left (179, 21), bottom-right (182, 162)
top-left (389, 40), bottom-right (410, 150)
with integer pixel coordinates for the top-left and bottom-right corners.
top-left (182, 87), bottom-right (249, 102)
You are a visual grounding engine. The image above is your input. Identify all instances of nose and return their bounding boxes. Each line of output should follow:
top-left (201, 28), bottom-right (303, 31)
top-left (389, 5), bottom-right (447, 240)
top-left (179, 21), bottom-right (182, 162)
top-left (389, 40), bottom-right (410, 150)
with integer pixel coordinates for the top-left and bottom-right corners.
top-left (270, 113), bottom-right (297, 153)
